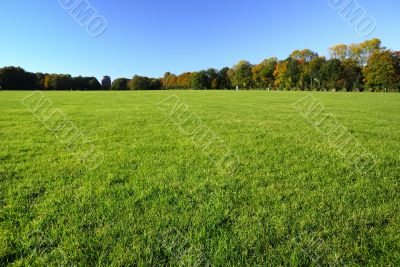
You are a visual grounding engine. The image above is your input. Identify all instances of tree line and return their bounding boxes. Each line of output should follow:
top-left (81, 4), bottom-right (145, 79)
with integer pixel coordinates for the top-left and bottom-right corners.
top-left (1, 39), bottom-right (399, 92)
top-left (0, 68), bottom-right (103, 91)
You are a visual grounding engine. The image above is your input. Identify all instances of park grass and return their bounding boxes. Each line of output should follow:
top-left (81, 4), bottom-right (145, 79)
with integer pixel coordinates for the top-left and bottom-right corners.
top-left (0, 90), bottom-right (399, 266)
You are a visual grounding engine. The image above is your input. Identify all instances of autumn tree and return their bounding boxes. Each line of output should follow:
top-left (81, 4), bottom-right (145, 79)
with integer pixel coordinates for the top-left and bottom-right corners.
top-left (345, 39), bottom-right (382, 66)
top-left (252, 58), bottom-right (276, 89)
top-left (252, 63), bottom-right (264, 89)
top-left (290, 49), bottom-right (318, 63)
top-left (330, 39), bottom-right (382, 67)
top-left (176, 72), bottom-right (192, 89)
top-left (329, 44), bottom-right (349, 61)
top-left (289, 50), bottom-right (318, 90)
top-left (273, 60), bottom-right (288, 89)
top-left (163, 72), bottom-right (178, 89)
top-left (363, 50), bottom-right (400, 92)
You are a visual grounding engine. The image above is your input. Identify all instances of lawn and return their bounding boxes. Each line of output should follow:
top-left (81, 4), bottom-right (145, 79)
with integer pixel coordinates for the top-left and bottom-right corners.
top-left (0, 90), bottom-right (399, 266)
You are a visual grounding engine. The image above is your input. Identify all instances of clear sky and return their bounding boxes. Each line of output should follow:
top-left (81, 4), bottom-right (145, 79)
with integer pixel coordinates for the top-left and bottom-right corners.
top-left (0, 0), bottom-right (399, 81)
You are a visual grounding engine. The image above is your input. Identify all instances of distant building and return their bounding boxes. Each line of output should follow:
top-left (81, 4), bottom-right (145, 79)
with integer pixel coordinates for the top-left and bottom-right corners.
top-left (102, 76), bottom-right (111, 90)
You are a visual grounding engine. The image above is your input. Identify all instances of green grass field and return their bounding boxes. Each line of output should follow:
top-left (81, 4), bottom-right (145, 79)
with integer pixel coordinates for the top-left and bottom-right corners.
top-left (1, 91), bottom-right (399, 266)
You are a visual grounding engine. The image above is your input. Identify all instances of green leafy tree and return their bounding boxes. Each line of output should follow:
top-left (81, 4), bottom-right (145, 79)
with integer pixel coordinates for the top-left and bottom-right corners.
top-left (232, 60), bottom-right (253, 89)
top-left (191, 71), bottom-right (210, 89)
top-left (342, 59), bottom-right (363, 91)
top-left (206, 68), bottom-right (219, 89)
top-left (111, 78), bottom-right (129, 91)
top-left (259, 58), bottom-right (277, 89)
top-left (273, 59), bottom-right (300, 90)
top-left (218, 67), bottom-right (232, 89)
top-left (89, 78), bottom-right (102, 90)
top-left (35, 73), bottom-right (46, 90)
top-left (45, 74), bottom-right (73, 90)
top-left (149, 79), bottom-right (162, 90)
top-left (129, 75), bottom-right (162, 90)
top-left (129, 75), bottom-right (147, 90)
top-left (307, 56), bottom-right (326, 90)
top-left (321, 59), bottom-right (344, 90)
top-left (286, 58), bottom-right (301, 90)
top-left (0, 67), bottom-right (37, 90)
top-left (289, 50), bottom-right (318, 90)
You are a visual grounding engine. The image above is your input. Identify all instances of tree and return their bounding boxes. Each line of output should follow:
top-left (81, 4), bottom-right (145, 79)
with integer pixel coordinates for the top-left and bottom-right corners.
top-left (44, 75), bottom-right (53, 90)
top-left (129, 75), bottom-right (162, 90)
top-left (286, 58), bottom-right (301, 89)
top-left (252, 63), bottom-right (264, 89)
top-left (308, 57), bottom-right (326, 90)
top-left (71, 76), bottom-right (86, 90)
top-left (395, 51), bottom-right (400, 58)
top-left (363, 50), bottom-right (400, 92)
top-left (44, 74), bottom-right (73, 90)
top-left (89, 78), bottom-right (102, 90)
top-left (290, 49), bottom-right (318, 63)
top-left (218, 67), bottom-right (232, 89)
top-left (0, 67), bottom-right (37, 90)
top-left (259, 58), bottom-right (277, 89)
top-left (163, 72), bottom-right (178, 89)
top-left (130, 75), bottom-right (148, 90)
top-left (206, 68), bottom-right (219, 89)
top-left (329, 44), bottom-right (349, 61)
top-left (330, 39), bottom-right (382, 67)
top-left (349, 38), bottom-right (382, 66)
top-left (176, 72), bottom-right (192, 89)
top-left (232, 60), bottom-right (253, 89)
top-left (149, 78), bottom-right (162, 90)
top-left (273, 60), bottom-right (288, 89)
top-left (111, 78), bottom-right (129, 90)
top-left (35, 73), bottom-right (46, 90)
top-left (71, 76), bottom-right (100, 90)
top-left (321, 59), bottom-right (344, 90)
top-left (273, 59), bottom-right (300, 90)
top-left (191, 71), bottom-right (210, 89)
top-left (342, 59), bottom-right (363, 91)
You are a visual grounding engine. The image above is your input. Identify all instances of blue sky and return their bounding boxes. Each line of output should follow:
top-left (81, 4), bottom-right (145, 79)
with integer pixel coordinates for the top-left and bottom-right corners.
top-left (0, 0), bottom-right (399, 81)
